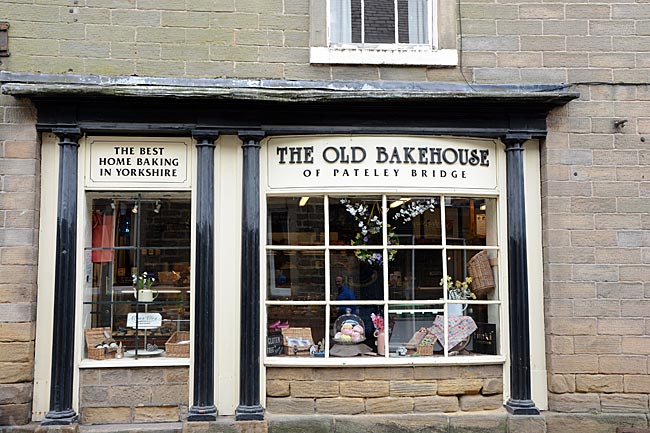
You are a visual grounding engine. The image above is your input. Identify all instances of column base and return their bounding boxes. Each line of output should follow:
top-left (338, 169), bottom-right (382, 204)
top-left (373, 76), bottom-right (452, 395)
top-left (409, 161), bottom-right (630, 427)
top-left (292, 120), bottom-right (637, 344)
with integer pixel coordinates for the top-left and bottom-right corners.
top-left (504, 398), bottom-right (540, 415)
top-left (187, 405), bottom-right (218, 421)
top-left (41, 409), bottom-right (79, 425)
top-left (235, 404), bottom-right (265, 421)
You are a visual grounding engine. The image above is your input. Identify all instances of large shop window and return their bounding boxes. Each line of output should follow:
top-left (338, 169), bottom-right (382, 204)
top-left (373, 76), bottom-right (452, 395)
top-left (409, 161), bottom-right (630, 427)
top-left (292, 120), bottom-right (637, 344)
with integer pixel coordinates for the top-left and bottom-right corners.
top-left (266, 195), bottom-right (500, 362)
top-left (83, 193), bottom-right (191, 361)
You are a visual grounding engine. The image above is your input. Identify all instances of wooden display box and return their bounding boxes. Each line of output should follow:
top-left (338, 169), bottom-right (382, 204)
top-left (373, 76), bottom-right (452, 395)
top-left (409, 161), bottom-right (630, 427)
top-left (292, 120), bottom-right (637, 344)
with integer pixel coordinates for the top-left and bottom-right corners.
top-left (165, 331), bottom-right (190, 357)
top-left (281, 327), bottom-right (314, 356)
top-left (85, 327), bottom-right (115, 360)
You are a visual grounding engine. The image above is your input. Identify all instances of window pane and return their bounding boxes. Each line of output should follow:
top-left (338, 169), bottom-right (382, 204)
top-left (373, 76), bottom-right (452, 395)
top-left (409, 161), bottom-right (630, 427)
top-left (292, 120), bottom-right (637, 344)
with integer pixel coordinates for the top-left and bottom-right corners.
top-left (445, 249), bottom-right (498, 301)
top-left (445, 197), bottom-right (497, 246)
top-left (330, 196), bottom-right (383, 246)
top-left (389, 249), bottom-right (443, 300)
top-left (267, 196), bottom-right (325, 246)
top-left (267, 305), bottom-right (325, 357)
top-left (84, 194), bottom-right (191, 360)
top-left (267, 250), bottom-right (325, 301)
top-left (397, 0), bottom-right (428, 44)
top-left (388, 196), bottom-right (441, 245)
top-left (330, 0), bottom-right (362, 43)
top-left (364, 0), bottom-right (396, 43)
top-left (388, 304), bottom-right (444, 357)
top-left (330, 250), bottom-right (385, 301)
top-left (442, 303), bottom-right (499, 355)
top-left (331, 304), bottom-right (382, 356)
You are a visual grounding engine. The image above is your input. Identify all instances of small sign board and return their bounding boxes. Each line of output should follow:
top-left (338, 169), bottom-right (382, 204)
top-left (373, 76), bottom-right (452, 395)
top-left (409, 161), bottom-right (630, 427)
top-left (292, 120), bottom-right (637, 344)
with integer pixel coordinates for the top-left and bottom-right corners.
top-left (127, 312), bottom-right (162, 329)
top-left (266, 332), bottom-right (284, 356)
top-left (472, 322), bottom-right (497, 355)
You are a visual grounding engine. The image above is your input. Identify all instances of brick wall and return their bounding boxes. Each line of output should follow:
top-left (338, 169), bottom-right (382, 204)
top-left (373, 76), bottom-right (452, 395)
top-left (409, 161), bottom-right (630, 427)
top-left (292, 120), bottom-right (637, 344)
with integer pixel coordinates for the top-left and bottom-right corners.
top-left (79, 367), bottom-right (189, 424)
top-left (543, 88), bottom-right (650, 414)
top-left (0, 96), bottom-right (38, 426)
top-left (266, 366), bottom-right (503, 414)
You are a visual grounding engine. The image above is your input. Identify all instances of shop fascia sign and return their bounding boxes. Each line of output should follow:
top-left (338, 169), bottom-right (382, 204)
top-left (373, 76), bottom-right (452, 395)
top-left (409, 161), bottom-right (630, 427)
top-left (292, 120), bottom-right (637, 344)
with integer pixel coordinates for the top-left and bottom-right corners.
top-left (267, 136), bottom-right (497, 190)
top-left (85, 137), bottom-right (191, 189)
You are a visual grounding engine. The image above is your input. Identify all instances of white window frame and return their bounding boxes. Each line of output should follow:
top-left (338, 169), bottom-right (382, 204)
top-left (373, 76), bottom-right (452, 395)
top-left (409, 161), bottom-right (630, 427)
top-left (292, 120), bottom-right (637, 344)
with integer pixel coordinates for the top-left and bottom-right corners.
top-left (310, 0), bottom-right (458, 66)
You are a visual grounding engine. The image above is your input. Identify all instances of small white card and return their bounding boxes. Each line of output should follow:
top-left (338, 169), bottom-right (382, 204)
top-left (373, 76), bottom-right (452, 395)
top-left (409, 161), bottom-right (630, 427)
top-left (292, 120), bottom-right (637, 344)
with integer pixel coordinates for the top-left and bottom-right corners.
top-left (127, 312), bottom-right (162, 329)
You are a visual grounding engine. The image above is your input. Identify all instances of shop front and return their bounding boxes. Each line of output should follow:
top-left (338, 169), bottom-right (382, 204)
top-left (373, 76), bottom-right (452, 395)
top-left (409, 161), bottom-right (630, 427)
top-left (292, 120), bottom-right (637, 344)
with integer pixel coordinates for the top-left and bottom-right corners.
top-left (6, 76), bottom-right (576, 426)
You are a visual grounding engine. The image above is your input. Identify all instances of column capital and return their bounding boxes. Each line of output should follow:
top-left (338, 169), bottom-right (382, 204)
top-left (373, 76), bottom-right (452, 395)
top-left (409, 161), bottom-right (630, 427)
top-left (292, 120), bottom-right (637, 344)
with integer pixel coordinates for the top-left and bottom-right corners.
top-left (238, 130), bottom-right (265, 146)
top-left (501, 133), bottom-right (532, 150)
top-left (52, 127), bottom-right (82, 146)
top-left (192, 129), bottom-right (220, 146)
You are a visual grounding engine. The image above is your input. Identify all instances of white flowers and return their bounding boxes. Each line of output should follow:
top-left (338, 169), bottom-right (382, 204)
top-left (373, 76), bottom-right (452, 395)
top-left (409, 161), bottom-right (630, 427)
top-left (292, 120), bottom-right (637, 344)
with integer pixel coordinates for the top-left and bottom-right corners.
top-left (132, 271), bottom-right (155, 290)
top-left (392, 199), bottom-right (437, 223)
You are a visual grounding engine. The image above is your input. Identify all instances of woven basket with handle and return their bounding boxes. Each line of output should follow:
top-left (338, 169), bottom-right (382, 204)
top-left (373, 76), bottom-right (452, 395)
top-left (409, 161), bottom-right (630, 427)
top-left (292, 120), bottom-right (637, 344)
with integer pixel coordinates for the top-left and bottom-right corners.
top-left (467, 250), bottom-right (495, 298)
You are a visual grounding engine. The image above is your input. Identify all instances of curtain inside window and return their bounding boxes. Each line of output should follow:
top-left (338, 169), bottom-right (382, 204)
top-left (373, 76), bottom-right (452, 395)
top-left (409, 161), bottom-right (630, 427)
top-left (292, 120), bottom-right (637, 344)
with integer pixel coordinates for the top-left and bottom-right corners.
top-left (408, 0), bottom-right (428, 44)
top-left (330, 0), bottom-right (352, 43)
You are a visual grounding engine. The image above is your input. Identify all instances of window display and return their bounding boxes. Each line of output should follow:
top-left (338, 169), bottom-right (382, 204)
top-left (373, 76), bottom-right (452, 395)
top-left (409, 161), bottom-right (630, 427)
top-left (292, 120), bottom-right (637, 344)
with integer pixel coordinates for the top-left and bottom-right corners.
top-left (83, 193), bottom-right (191, 360)
top-left (265, 195), bottom-right (500, 361)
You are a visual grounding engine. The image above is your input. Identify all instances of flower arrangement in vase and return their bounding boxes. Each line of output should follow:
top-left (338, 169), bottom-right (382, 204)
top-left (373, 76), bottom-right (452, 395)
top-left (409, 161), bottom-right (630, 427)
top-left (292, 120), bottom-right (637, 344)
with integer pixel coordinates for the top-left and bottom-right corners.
top-left (132, 271), bottom-right (158, 302)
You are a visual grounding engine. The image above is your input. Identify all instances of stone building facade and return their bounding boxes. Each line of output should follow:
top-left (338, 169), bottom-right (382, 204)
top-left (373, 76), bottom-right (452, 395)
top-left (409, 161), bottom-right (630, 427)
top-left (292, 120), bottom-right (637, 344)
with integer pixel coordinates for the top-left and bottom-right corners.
top-left (0, 0), bottom-right (649, 432)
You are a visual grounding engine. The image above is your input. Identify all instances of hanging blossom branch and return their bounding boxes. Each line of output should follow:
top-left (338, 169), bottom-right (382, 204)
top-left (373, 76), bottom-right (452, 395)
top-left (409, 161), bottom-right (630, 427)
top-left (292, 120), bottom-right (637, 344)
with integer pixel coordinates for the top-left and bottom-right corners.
top-left (392, 198), bottom-right (438, 223)
top-left (340, 198), bottom-right (397, 266)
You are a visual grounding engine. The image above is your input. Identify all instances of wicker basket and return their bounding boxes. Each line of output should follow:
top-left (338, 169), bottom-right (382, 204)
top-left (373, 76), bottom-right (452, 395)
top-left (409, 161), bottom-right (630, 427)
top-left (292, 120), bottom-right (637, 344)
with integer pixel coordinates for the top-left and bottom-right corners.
top-left (165, 331), bottom-right (190, 357)
top-left (417, 344), bottom-right (434, 356)
top-left (467, 250), bottom-right (495, 298)
top-left (281, 327), bottom-right (314, 356)
top-left (85, 327), bottom-right (115, 360)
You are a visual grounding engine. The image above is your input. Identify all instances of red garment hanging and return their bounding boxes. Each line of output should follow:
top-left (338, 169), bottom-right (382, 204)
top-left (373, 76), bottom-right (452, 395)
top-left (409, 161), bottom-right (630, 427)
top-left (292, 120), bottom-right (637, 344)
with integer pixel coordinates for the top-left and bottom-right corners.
top-left (92, 212), bottom-right (114, 263)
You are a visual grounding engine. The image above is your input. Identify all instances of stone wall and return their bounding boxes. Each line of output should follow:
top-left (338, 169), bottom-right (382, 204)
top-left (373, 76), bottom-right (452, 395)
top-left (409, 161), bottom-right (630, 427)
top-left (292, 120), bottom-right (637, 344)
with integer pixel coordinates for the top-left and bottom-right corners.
top-left (0, 95), bottom-right (38, 426)
top-left (79, 366), bottom-right (189, 424)
top-left (266, 366), bottom-right (503, 415)
top-left (543, 89), bottom-right (650, 414)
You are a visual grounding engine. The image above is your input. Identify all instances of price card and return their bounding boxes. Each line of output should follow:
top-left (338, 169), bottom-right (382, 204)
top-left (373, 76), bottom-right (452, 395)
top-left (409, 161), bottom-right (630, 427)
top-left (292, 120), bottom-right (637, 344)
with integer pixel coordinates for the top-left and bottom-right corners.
top-left (127, 312), bottom-right (162, 329)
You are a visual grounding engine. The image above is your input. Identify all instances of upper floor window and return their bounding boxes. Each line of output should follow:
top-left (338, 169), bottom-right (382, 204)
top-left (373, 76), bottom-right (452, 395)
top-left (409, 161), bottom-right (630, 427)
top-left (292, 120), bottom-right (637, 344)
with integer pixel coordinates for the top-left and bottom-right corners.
top-left (310, 0), bottom-right (458, 66)
top-left (330, 0), bottom-right (430, 46)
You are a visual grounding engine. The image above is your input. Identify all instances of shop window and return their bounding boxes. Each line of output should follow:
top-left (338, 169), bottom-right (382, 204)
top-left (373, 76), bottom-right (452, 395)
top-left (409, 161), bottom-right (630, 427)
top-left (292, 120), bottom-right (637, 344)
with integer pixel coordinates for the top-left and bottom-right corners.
top-left (265, 195), bottom-right (500, 362)
top-left (83, 193), bottom-right (191, 361)
top-left (310, 0), bottom-right (458, 65)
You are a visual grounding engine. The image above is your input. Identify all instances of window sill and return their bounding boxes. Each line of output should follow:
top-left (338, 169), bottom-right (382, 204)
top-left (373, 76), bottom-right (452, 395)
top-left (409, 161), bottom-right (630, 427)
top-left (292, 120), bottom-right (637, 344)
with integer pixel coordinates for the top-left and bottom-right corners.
top-left (310, 46), bottom-right (458, 66)
top-left (265, 354), bottom-right (504, 367)
top-left (79, 356), bottom-right (190, 369)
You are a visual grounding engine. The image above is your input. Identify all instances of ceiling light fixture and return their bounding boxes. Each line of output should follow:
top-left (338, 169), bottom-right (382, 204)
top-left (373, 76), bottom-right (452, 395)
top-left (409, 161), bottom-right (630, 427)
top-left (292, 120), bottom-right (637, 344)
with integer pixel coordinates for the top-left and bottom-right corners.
top-left (299, 197), bottom-right (310, 206)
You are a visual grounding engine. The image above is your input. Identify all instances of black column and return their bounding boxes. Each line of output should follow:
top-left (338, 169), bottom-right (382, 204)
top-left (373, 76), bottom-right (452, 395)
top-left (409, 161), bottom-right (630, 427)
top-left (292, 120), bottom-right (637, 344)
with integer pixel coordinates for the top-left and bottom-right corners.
top-left (42, 128), bottom-right (82, 426)
top-left (235, 130), bottom-right (265, 421)
top-left (188, 131), bottom-right (219, 421)
top-left (502, 135), bottom-right (540, 415)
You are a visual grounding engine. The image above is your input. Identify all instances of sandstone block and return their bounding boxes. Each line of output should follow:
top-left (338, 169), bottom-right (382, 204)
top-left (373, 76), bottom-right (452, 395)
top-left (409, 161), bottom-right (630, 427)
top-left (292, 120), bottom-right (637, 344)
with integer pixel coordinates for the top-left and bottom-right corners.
top-left (267, 415), bottom-right (331, 433)
top-left (437, 379), bottom-right (485, 395)
top-left (389, 381), bottom-right (436, 397)
top-left (547, 392), bottom-right (600, 413)
top-left (165, 367), bottom-right (189, 383)
top-left (109, 385), bottom-right (152, 406)
top-left (0, 323), bottom-right (34, 342)
top-left (313, 368), bottom-right (364, 381)
top-left (266, 397), bottom-right (314, 414)
top-left (623, 374), bottom-right (650, 392)
top-left (267, 368), bottom-right (312, 381)
top-left (449, 413), bottom-right (507, 433)
top-left (548, 355), bottom-right (599, 373)
top-left (600, 393), bottom-right (649, 413)
top-left (0, 342), bottom-right (33, 362)
top-left (599, 355), bottom-right (647, 374)
top-left (334, 414), bottom-right (448, 433)
top-left (81, 406), bottom-right (131, 424)
top-left (291, 380), bottom-right (338, 398)
top-left (133, 405), bottom-right (180, 422)
top-left (545, 413), bottom-right (646, 433)
top-left (481, 378), bottom-right (503, 395)
top-left (365, 397), bottom-right (414, 414)
top-left (548, 375), bottom-right (575, 393)
top-left (458, 394), bottom-right (502, 411)
top-left (0, 362), bottom-right (33, 383)
top-left (315, 397), bottom-right (364, 415)
top-left (0, 403), bottom-right (31, 425)
top-left (130, 368), bottom-right (166, 384)
top-left (266, 380), bottom-right (290, 397)
top-left (150, 383), bottom-right (189, 405)
top-left (80, 385), bottom-right (109, 404)
top-left (413, 395), bottom-right (459, 413)
top-left (507, 415), bottom-right (546, 433)
top-left (339, 381), bottom-right (388, 398)
top-left (0, 383), bottom-right (32, 405)
top-left (575, 374), bottom-right (623, 393)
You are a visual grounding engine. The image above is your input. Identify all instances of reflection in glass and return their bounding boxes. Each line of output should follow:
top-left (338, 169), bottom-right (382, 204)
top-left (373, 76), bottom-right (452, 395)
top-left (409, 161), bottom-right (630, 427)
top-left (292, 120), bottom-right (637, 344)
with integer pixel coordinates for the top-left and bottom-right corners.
top-left (329, 250), bottom-right (384, 301)
top-left (388, 196), bottom-right (441, 245)
top-left (388, 304), bottom-right (443, 357)
top-left (329, 196), bottom-right (383, 246)
top-left (267, 196), bottom-right (325, 245)
top-left (267, 250), bottom-right (325, 301)
top-left (389, 249), bottom-right (443, 301)
top-left (445, 197), bottom-right (496, 246)
top-left (330, 304), bottom-right (382, 356)
top-left (267, 305), bottom-right (325, 356)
